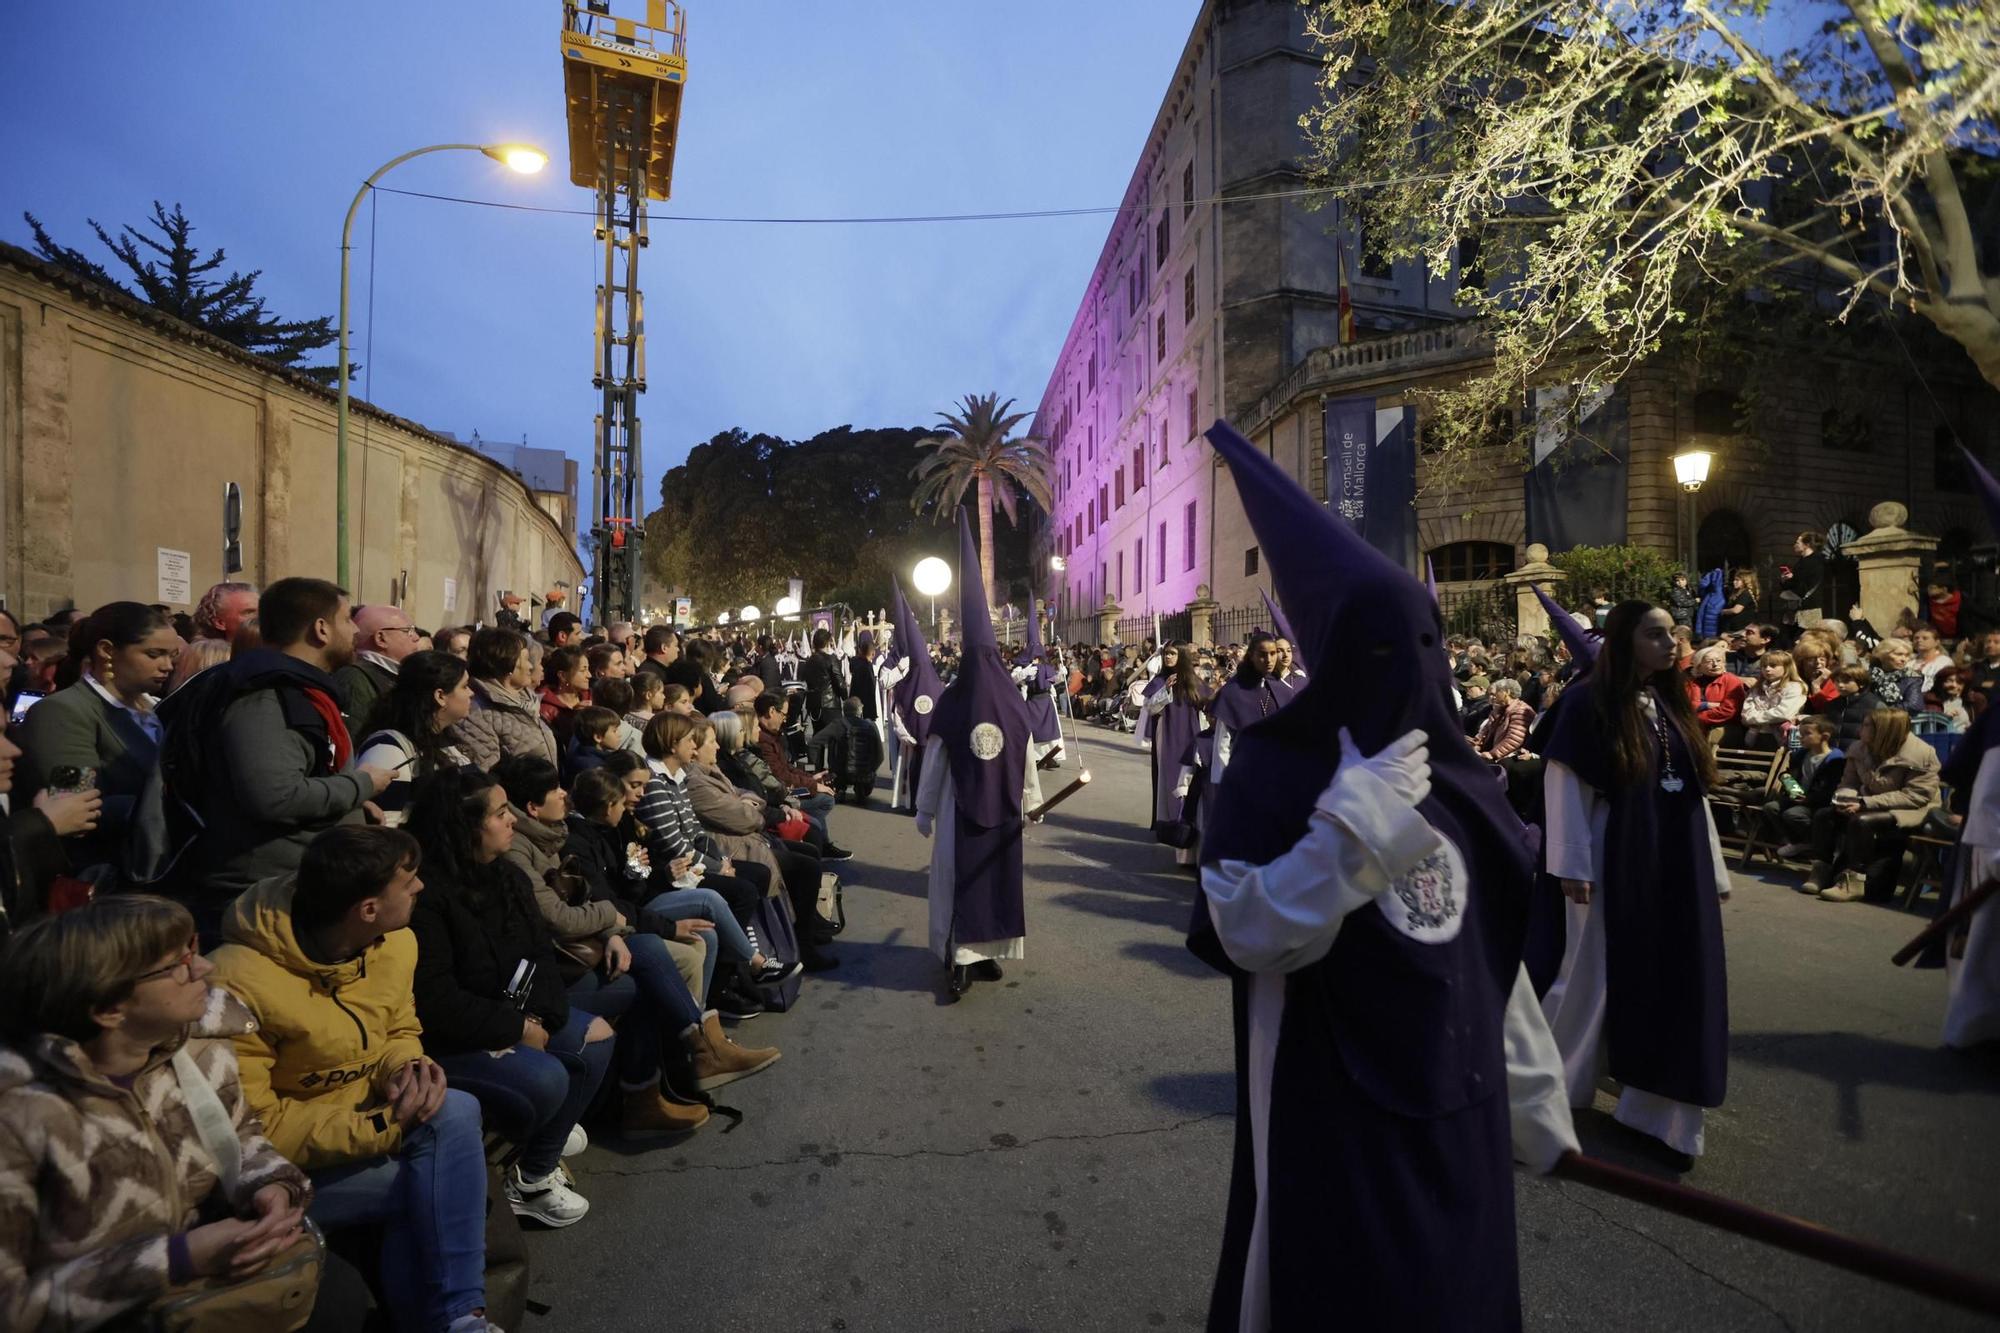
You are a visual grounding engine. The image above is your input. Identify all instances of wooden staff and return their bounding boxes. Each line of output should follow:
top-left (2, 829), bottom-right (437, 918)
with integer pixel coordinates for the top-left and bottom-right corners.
top-left (1552, 1153), bottom-right (2000, 1318)
top-left (1026, 771), bottom-right (1092, 823)
top-left (1893, 876), bottom-right (2000, 967)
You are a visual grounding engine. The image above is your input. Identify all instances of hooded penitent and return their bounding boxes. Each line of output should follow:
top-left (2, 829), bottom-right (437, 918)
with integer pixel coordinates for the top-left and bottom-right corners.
top-left (1189, 419), bottom-right (1538, 1332)
top-left (1259, 587), bottom-right (1302, 669)
top-left (1944, 447), bottom-right (2000, 797)
top-left (1022, 591), bottom-right (1062, 744)
top-left (927, 509), bottom-right (1035, 942)
top-left (889, 577), bottom-right (945, 747)
top-left (1533, 584), bottom-right (1599, 671)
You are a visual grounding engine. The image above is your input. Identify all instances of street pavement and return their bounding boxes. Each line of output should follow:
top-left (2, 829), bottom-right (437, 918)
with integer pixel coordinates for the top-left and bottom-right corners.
top-left (531, 727), bottom-right (2000, 1332)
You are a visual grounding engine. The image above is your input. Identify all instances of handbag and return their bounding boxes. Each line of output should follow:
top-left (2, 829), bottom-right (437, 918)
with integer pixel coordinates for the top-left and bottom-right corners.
top-left (150, 1049), bottom-right (323, 1333)
top-left (774, 811), bottom-right (812, 843)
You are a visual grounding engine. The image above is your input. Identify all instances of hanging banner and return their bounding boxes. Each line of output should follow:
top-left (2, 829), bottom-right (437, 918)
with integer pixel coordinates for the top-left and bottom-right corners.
top-left (1324, 396), bottom-right (1417, 570)
top-left (1525, 384), bottom-right (1629, 552)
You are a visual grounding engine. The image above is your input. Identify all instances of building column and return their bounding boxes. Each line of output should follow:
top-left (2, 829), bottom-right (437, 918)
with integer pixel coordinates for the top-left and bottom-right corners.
top-left (259, 384), bottom-right (293, 585)
top-left (1502, 544), bottom-right (1567, 640)
top-left (1186, 585), bottom-right (1219, 648)
top-left (15, 310), bottom-right (75, 615)
top-left (1096, 598), bottom-right (1124, 645)
top-left (1843, 501), bottom-right (1936, 634)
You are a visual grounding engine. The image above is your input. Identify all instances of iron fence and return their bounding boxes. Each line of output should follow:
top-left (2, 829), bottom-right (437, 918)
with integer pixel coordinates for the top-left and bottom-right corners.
top-left (1210, 604), bottom-right (1267, 648)
top-left (1112, 610), bottom-right (1192, 646)
top-left (1438, 581), bottom-right (1518, 644)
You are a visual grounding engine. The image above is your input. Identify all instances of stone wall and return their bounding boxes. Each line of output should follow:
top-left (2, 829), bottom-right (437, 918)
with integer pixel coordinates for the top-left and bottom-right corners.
top-left (0, 245), bottom-right (585, 625)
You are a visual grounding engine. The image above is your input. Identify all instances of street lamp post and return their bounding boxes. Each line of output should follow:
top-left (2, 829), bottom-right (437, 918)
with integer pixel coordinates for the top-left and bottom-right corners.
top-left (1672, 446), bottom-right (1713, 572)
top-left (336, 142), bottom-right (547, 588)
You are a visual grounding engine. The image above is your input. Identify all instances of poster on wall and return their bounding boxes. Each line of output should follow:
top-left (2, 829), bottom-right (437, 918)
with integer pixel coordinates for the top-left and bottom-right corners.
top-left (443, 577), bottom-right (459, 614)
top-left (156, 547), bottom-right (192, 606)
top-left (1324, 397), bottom-right (1417, 571)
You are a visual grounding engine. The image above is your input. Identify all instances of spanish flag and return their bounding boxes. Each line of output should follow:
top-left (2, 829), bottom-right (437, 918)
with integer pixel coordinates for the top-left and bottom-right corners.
top-left (1337, 246), bottom-right (1355, 346)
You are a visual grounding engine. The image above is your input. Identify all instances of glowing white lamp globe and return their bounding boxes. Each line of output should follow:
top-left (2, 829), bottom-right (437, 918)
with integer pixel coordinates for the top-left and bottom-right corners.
top-left (774, 596), bottom-right (801, 617)
top-left (716, 611), bottom-right (731, 625)
top-left (912, 557), bottom-right (952, 599)
top-left (741, 606), bottom-right (761, 622)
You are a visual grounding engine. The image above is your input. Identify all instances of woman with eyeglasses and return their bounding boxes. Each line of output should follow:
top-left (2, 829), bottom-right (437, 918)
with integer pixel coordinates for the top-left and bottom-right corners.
top-left (0, 894), bottom-right (369, 1331)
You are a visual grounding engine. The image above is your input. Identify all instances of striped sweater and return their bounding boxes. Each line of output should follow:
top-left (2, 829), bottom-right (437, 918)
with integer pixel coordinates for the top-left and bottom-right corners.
top-left (633, 762), bottom-right (720, 874)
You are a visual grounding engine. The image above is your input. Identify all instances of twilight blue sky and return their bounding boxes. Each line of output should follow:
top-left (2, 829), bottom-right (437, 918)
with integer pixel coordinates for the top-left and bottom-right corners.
top-left (1, 0), bottom-right (1200, 505)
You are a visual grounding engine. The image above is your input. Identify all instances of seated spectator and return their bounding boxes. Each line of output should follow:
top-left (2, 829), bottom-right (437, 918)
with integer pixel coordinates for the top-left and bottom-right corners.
top-left (454, 628), bottom-right (558, 772)
top-left (335, 603), bottom-right (424, 738)
top-left (16, 601), bottom-right (175, 883)
top-left (1964, 629), bottom-right (2000, 703)
top-left (435, 626), bottom-right (472, 660)
top-left (497, 759), bottom-right (766, 1123)
top-left (1459, 675), bottom-right (1492, 738)
top-left (685, 717), bottom-right (837, 961)
top-left (590, 678), bottom-right (644, 753)
top-left (1792, 633), bottom-right (1840, 712)
top-left (564, 705), bottom-right (622, 781)
top-left (679, 638), bottom-right (729, 715)
top-left (809, 696), bottom-right (885, 805)
top-left (618, 673), bottom-right (664, 749)
top-left (753, 692), bottom-right (848, 858)
top-left (407, 769), bottom-right (610, 1228)
top-left (1739, 650), bottom-right (1807, 749)
top-left (1806, 708), bottom-right (1941, 902)
top-left (1929, 666), bottom-right (1974, 733)
top-left (713, 707), bottom-right (833, 856)
top-left (207, 825), bottom-right (497, 1332)
top-left (1911, 625), bottom-right (1953, 694)
top-left (1869, 638), bottom-right (1925, 713)
top-left (1687, 644), bottom-right (1747, 744)
top-left (1825, 665), bottom-right (1888, 751)
top-left (355, 650), bottom-right (476, 826)
top-left (1767, 716), bottom-right (1845, 859)
top-left (538, 648), bottom-right (591, 755)
top-left (155, 578), bottom-right (395, 938)
top-left (1473, 677), bottom-right (1534, 762)
top-left (0, 895), bottom-right (336, 1332)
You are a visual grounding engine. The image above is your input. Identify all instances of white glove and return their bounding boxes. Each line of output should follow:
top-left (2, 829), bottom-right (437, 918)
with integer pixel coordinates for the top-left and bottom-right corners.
top-left (915, 812), bottom-right (934, 838)
top-left (1336, 727), bottom-right (1431, 808)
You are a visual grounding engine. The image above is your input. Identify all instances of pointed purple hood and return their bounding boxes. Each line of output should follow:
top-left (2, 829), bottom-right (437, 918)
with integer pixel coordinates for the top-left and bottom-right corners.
top-left (889, 576), bottom-right (944, 745)
top-left (1533, 584), bottom-right (1599, 670)
top-left (1259, 587), bottom-right (1298, 656)
top-left (1424, 554), bottom-right (1438, 603)
top-left (1198, 419), bottom-right (1532, 875)
top-left (930, 509), bottom-right (1033, 825)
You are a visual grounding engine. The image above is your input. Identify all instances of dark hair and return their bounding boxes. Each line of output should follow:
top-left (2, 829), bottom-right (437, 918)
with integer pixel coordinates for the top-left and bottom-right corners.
top-left (574, 705), bottom-right (619, 743)
top-left (294, 826), bottom-right (422, 935)
top-left (601, 748), bottom-right (648, 780)
top-left (1170, 642), bottom-right (1209, 706)
top-left (467, 627), bottom-right (529, 681)
top-left (684, 638), bottom-right (715, 672)
top-left (1593, 600), bottom-right (1716, 788)
top-left (64, 601), bottom-right (171, 687)
top-left (407, 767), bottom-right (509, 909)
top-left (585, 644), bottom-right (624, 680)
top-left (360, 650), bottom-right (470, 770)
top-left (753, 691), bottom-right (785, 718)
top-left (571, 766), bottom-right (626, 820)
top-left (544, 646), bottom-right (586, 691)
top-left (546, 611), bottom-right (581, 641)
top-left (593, 677), bottom-right (635, 713)
top-left (259, 578), bottom-right (348, 649)
top-left (493, 754), bottom-right (563, 812)
top-left (1235, 632), bottom-right (1277, 686)
top-left (1796, 530), bottom-right (1823, 551)
top-left (643, 625), bottom-right (676, 655)
top-left (812, 628), bottom-right (832, 651)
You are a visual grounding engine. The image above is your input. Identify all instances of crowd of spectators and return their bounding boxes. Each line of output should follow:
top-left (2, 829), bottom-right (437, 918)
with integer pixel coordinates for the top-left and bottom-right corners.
top-left (0, 581), bottom-right (890, 1331)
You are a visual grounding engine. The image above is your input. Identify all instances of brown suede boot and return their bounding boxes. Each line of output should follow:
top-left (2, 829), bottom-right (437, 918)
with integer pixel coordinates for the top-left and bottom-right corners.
top-left (621, 1087), bottom-right (709, 1138)
top-left (688, 1010), bottom-right (780, 1090)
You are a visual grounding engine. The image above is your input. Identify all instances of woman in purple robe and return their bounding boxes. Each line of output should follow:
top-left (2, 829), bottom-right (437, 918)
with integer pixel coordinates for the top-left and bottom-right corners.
top-left (1199, 633), bottom-right (1283, 836)
top-left (1142, 644), bottom-right (1210, 864)
top-left (1539, 599), bottom-right (1732, 1163)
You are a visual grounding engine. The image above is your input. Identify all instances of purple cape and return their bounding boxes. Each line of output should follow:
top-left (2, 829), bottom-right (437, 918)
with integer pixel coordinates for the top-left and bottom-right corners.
top-left (1023, 591), bottom-right (1062, 743)
top-left (1209, 676), bottom-right (1282, 732)
top-left (889, 578), bottom-right (944, 746)
top-left (1539, 681), bottom-right (1728, 1106)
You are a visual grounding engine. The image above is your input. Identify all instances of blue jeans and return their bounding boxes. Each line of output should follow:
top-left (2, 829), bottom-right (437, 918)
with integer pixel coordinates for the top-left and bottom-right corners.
top-left (307, 1088), bottom-right (487, 1330)
top-left (796, 791), bottom-right (835, 840)
top-left (568, 934), bottom-right (700, 1083)
top-left (646, 887), bottom-right (754, 963)
top-left (436, 1009), bottom-right (612, 1179)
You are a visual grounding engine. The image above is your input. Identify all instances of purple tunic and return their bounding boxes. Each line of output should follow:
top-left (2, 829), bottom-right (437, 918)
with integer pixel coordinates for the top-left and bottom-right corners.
top-left (889, 579), bottom-right (944, 747)
top-left (1150, 686), bottom-right (1208, 835)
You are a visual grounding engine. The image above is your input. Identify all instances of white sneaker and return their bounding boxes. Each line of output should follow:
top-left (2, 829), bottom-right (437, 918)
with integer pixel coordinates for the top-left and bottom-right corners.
top-left (506, 1164), bottom-right (590, 1228)
top-left (562, 1124), bottom-right (588, 1158)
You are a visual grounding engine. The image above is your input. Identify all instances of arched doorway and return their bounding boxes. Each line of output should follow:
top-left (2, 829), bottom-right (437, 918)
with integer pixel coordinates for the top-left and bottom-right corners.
top-left (1696, 508), bottom-right (1754, 574)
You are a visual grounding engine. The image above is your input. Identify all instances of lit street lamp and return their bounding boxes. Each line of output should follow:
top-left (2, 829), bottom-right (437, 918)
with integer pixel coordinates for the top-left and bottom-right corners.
top-left (1673, 446), bottom-right (1714, 571)
top-left (716, 611), bottom-right (731, 625)
top-left (912, 555), bottom-right (952, 634)
top-left (740, 605), bottom-right (761, 623)
top-left (336, 142), bottom-right (547, 587)
top-left (774, 595), bottom-right (801, 618)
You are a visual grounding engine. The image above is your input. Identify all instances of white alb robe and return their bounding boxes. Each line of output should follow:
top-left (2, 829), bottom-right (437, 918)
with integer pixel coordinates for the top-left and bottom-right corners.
top-left (915, 734), bottom-right (1042, 966)
top-left (1945, 747), bottom-right (2000, 1049)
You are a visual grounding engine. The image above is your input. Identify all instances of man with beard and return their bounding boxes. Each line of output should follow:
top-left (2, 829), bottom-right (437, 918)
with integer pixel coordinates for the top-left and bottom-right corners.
top-left (157, 577), bottom-right (398, 940)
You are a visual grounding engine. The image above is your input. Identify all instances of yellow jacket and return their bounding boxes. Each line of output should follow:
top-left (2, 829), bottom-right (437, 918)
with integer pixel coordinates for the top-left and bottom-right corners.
top-left (208, 875), bottom-right (426, 1169)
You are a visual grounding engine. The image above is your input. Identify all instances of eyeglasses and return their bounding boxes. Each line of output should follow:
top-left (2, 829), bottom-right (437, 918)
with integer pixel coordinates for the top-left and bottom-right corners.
top-left (132, 936), bottom-right (200, 984)
top-left (381, 625), bottom-right (421, 637)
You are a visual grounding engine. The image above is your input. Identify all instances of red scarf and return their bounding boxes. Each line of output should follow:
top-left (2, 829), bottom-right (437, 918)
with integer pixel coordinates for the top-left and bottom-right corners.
top-left (301, 686), bottom-right (354, 772)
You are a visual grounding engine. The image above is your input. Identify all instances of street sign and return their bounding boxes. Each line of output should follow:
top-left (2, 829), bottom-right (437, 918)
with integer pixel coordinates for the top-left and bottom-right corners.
top-left (673, 596), bottom-right (691, 624)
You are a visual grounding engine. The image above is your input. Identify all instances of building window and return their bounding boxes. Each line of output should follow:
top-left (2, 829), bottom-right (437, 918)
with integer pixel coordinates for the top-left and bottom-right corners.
top-left (1136, 537), bottom-right (1145, 587)
top-left (1115, 467), bottom-right (1126, 509)
top-left (1184, 267), bottom-right (1196, 326)
top-left (1428, 541), bottom-right (1515, 582)
top-left (1128, 267), bottom-right (1141, 316)
top-left (1158, 521), bottom-right (1168, 582)
top-left (1155, 212), bottom-right (1170, 271)
top-left (1086, 500), bottom-right (1095, 534)
top-left (1117, 551), bottom-right (1125, 601)
top-left (1361, 229), bottom-right (1393, 279)
top-left (1821, 406), bottom-right (1871, 453)
top-left (1087, 352), bottom-right (1097, 391)
top-left (1245, 546), bottom-right (1260, 577)
top-left (1187, 388), bottom-right (1199, 441)
top-left (1156, 313), bottom-right (1167, 363)
top-left (1182, 161), bottom-right (1195, 219)
top-left (1184, 501), bottom-right (1198, 572)
top-left (1457, 232), bottom-right (1485, 291)
top-left (1133, 445), bottom-right (1145, 491)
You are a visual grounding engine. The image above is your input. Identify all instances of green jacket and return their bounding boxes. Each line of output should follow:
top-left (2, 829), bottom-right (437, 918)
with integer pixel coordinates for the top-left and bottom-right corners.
top-left (14, 679), bottom-right (159, 873)
top-left (333, 656), bottom-right (399, 739)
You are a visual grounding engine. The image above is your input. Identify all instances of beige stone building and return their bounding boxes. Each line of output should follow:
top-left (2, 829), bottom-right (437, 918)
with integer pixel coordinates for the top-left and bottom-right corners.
top-left (0, 243), bottom-right (585, 627)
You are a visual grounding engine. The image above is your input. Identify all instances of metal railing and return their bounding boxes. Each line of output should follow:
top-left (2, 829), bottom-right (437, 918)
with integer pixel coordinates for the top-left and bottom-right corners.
top-left (1438, 581), bottom-right (1518, 644)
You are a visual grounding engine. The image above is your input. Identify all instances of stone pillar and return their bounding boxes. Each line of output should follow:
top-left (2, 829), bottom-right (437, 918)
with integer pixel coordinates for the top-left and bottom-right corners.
top-left (17, 313), bottom-right (76, 615)
top-left (1501, 544), bottom-right (1567, 641)
top-left (1096, 598), bottom-right (1123, 645)
top-left (1186, 584), bottom-right (1220, 648)
top-left (1843, 501), bottom-right (1936, 634)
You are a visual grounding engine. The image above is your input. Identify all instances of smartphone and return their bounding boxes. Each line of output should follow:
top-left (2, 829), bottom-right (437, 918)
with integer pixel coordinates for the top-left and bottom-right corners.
top-left (9, 692), bottom-right (44, 725)
top-left (47, 764), bottom-right (96, 795)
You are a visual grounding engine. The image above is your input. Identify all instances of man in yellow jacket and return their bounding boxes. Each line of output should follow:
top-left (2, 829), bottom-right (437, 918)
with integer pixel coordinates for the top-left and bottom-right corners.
top-left (208, 825), bottom-right (498, 1333)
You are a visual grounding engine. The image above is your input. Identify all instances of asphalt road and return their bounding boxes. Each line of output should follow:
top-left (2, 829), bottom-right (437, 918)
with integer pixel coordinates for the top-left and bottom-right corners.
top-left (529, 728), bottom-right (2000, 1333)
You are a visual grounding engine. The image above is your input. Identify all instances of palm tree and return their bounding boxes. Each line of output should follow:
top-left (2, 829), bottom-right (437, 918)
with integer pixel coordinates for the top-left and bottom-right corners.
top-left (910, 392), bottom-right (1053, 610)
